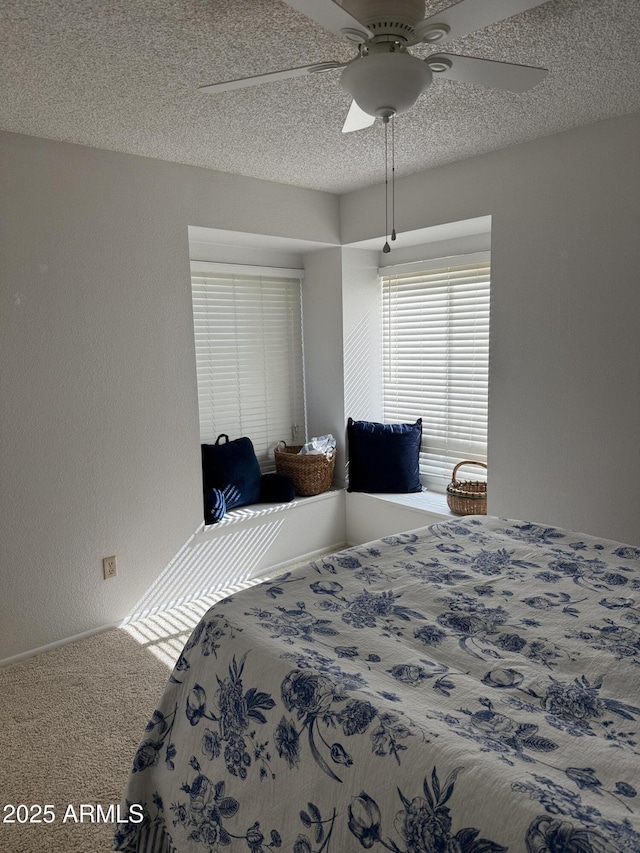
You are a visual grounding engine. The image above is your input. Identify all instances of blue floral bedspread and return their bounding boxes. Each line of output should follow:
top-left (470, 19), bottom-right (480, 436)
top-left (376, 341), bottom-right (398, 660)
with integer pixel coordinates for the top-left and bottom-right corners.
top-left (114, 516), bottom-right (640, 853)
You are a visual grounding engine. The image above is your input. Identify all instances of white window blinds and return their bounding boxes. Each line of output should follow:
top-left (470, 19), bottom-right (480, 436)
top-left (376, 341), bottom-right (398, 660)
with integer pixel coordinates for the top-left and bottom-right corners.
top-left (382, 257), bottom-right (490, 492)
top-left (191, 266), bottom-right (307, 472)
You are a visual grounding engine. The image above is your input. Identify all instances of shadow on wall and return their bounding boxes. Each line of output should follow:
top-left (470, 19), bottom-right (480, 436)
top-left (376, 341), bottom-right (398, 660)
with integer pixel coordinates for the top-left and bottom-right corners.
top-left (344, 312), bottom-right (374, 419)
top-left (123, 511), bottom-right (287, 623)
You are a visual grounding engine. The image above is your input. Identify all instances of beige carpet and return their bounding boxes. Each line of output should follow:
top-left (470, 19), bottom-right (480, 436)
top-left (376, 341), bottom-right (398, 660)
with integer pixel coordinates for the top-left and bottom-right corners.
top-left (0, 592), bottom-right (234, 853)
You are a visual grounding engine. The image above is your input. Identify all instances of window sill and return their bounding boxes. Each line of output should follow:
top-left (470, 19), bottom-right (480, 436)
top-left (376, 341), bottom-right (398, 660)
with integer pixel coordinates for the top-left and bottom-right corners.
top-left (201, 488), bottom-right (344, 532)
top-left (345, 489), bottom-right (454, 545)
top-left (358, 489), bottom-right (453, 517)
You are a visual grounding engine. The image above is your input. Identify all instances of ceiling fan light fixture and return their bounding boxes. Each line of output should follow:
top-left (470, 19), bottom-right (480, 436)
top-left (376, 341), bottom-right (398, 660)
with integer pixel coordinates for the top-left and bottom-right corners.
top-left (340, 51), bottom-right (432, 117)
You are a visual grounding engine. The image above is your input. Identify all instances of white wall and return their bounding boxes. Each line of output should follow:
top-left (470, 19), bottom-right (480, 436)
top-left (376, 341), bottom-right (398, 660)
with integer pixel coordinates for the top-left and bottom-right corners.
top-left (302, 246), bottom-right (382, 488)
top-left (341, 247), bottom-right (383, 424)
top-left (0, 130), bottom-right (340, 662)
top-left (342, 110), bottom-right (640, 545)
top-left (301, 249), bottom-right (347, 484)
top-left (125, 491), bottom-right (346, 622)
top-left (2, 110), bottom-right (640, 662)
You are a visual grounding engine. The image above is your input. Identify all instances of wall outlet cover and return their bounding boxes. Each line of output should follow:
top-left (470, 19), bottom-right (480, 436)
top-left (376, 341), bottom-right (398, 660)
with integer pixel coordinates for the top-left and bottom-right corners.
top-left (103, 555), bottom-right (117, 579)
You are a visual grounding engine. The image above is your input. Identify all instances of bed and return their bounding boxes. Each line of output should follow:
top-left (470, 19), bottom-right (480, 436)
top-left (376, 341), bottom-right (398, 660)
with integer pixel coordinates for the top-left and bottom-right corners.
top-left (114, 516), bottom-right (640, 852)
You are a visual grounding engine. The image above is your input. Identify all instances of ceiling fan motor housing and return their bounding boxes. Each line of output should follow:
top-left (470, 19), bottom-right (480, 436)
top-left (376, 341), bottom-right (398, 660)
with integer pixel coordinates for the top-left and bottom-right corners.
top-left (341, 49), bottom-right (432, 117)
top-left (343, 0), bottom-right (426, 40)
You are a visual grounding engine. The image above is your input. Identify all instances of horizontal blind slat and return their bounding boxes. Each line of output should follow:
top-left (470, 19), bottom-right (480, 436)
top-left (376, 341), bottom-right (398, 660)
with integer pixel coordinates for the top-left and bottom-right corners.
top-left (192, 272), bottom-right (306, 472)
top-left (382, 260), bottom-right (490, 492)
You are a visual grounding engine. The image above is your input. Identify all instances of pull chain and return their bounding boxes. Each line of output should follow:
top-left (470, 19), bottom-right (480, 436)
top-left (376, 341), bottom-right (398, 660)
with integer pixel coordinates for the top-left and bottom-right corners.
top-left (382, 115), bottom-right (396, 254)
top-left (383, 116), bottom-right (390, 254)
top-left (391, 115), bottom-right (396, 242)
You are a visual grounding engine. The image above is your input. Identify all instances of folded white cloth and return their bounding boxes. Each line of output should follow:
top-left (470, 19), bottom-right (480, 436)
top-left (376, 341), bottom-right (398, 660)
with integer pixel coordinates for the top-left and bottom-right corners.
top-left (299, 434), bottom-right (336, 457)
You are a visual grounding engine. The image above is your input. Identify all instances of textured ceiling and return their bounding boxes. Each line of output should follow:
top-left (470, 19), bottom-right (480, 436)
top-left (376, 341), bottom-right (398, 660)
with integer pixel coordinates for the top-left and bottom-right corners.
top-left (1, 0), bottom-right (639, 193)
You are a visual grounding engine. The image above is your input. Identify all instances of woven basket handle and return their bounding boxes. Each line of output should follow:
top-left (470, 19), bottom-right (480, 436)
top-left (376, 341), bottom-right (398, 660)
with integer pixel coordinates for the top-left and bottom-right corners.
top-left (452, 460), bottom-right (487, 481)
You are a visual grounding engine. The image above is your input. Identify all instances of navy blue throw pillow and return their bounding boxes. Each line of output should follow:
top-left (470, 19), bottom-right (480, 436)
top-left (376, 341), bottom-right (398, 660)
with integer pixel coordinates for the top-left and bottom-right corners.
top-left (201, 435), bottom-right (262, 517)
top-left (259, 472), bottom-right (296, 504)
top-left (347, 418), bottom-right (422, 493)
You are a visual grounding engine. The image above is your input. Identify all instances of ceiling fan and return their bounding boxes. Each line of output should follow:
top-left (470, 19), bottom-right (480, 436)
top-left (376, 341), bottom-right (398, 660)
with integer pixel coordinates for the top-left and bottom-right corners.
top-left (199, 0), bottom-right (551, 132)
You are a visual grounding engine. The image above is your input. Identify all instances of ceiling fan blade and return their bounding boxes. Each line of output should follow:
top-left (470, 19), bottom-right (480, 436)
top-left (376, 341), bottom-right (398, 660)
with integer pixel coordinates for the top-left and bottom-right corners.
top-left (282, 0), bottom-right (372, 40)
top-left (342, 100), bottom-right (376, 133)
top-left (418, 0), bottom-right (551, 43)
top-left (199, 61), bottom-right (345, 94)
top-left (427, 53), bottom-right (547, 92)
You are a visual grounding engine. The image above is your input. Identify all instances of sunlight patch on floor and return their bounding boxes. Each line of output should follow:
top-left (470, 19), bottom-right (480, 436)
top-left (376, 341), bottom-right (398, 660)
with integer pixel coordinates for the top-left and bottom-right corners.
top-left (119, 578), bottom-right (268, 667)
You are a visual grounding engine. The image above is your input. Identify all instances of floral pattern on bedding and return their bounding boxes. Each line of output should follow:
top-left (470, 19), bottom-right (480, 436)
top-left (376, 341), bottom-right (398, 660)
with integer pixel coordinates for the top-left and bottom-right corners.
top-left (114, 517), bottom-right (640, 853)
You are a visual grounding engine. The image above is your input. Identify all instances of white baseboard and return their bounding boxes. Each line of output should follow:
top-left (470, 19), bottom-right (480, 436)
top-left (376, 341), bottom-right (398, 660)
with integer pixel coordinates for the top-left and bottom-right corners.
top-left (257, 540), bottom-right (348, 572)
top-left (0, 541), bottom-right (348, 669)
top-left (0, 620), bottom-right (122, 669)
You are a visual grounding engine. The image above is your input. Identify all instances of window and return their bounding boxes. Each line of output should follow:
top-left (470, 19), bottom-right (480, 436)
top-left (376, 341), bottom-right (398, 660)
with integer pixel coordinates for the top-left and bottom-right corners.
top-left (382, 254), bottom-right (490, 493)
top-left (191, 264), bottom-right (306, 472)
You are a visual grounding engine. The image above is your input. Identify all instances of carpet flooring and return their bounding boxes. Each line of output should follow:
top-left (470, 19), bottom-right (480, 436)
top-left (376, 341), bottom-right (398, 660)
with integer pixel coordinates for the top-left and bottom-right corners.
top-left (0, 591), bottom-right (237, 853)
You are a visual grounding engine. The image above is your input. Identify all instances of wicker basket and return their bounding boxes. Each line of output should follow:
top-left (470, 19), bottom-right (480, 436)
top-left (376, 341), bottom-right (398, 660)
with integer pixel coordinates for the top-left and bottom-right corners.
top-left (274, 442), bottom-right (336, 496)
top-left (446, 460), bottom-right (488, 516)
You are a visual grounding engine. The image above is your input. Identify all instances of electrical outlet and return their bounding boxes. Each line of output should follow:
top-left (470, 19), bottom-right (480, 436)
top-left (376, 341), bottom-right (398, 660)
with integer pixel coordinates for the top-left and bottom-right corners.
top-left (103, 555), bottom-right (117, 579)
